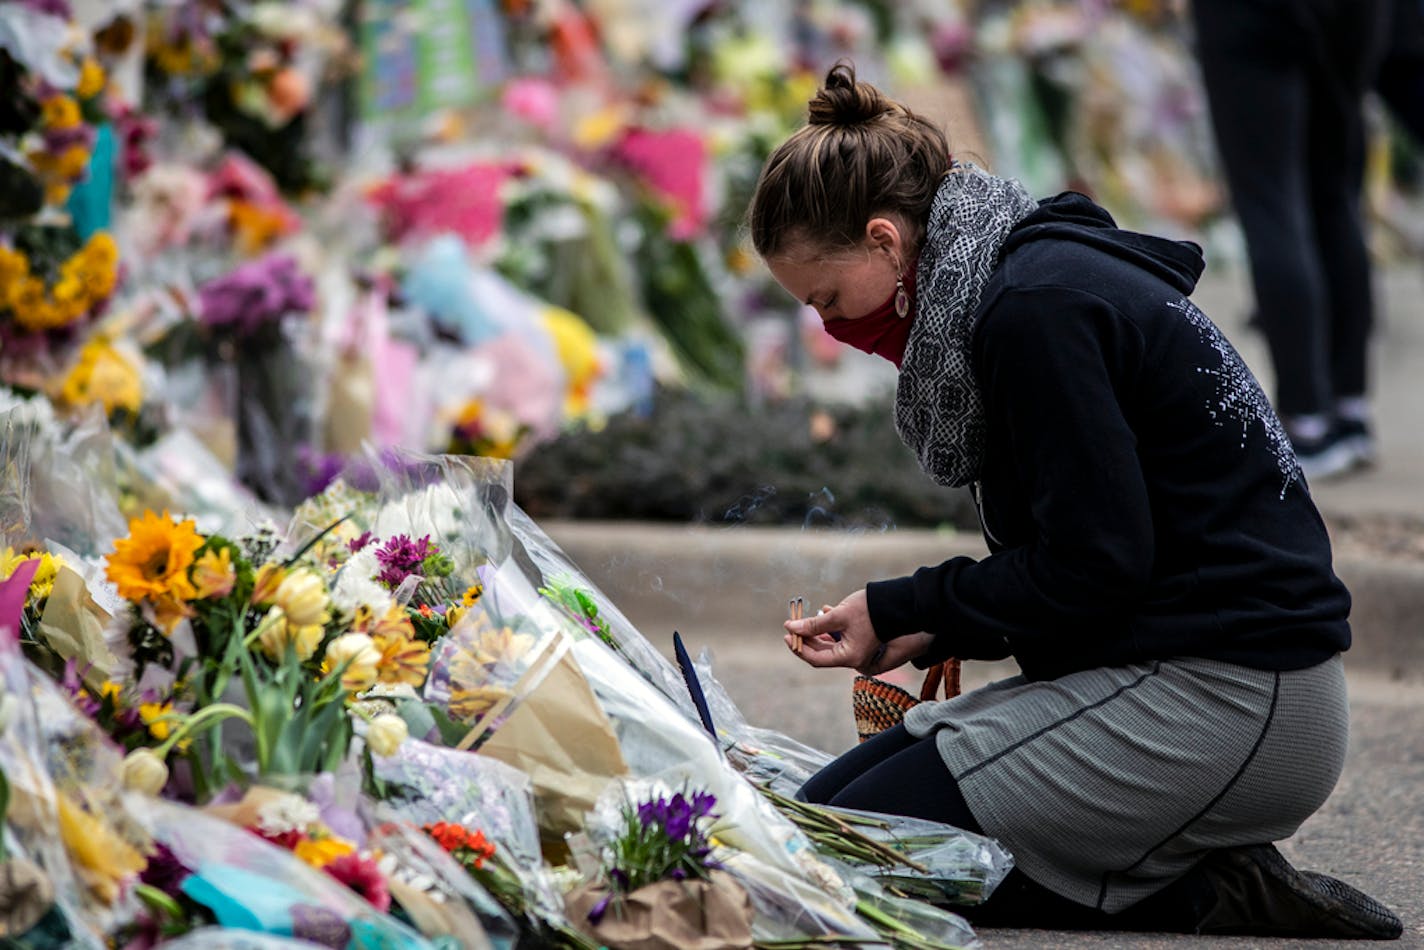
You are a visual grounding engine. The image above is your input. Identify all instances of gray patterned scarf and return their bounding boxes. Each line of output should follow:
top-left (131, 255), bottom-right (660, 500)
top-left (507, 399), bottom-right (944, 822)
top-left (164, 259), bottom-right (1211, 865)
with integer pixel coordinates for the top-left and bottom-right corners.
top-left (894, 166), bottom-right (1040, 487)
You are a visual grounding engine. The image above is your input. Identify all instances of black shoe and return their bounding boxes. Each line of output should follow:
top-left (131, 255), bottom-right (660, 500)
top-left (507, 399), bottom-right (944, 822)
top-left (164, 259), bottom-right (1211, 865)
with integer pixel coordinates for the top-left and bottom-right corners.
top-left (1335, 416), bottom-right (1377, 468)
top-left (1292, 428), bottom-right (1358, 481)
top-left (1196, 843), bottom-right (1403, 939)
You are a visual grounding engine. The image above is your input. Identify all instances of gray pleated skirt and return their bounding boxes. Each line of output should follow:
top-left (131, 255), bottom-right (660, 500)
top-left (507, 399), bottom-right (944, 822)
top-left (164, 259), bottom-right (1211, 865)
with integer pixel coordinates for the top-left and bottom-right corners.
top-left (902, 654), bottom-right (1348, 913)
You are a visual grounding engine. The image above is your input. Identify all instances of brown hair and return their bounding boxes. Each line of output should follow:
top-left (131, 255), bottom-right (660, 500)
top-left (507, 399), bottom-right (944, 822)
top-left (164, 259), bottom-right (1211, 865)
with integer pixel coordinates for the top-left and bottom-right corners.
top-left (748, 61), bottom-right (951, 261)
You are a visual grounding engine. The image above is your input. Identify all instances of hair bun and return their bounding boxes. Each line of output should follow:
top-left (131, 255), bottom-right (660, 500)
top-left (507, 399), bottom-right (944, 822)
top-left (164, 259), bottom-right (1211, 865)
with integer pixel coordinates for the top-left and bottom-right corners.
top-left (807, 61), bottom-right (893, 127)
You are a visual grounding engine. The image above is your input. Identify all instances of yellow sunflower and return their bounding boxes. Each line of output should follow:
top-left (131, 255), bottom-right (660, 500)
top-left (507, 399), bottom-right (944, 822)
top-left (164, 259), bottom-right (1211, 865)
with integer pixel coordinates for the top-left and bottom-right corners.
top-left (105, 510), bottom-right (203, 606)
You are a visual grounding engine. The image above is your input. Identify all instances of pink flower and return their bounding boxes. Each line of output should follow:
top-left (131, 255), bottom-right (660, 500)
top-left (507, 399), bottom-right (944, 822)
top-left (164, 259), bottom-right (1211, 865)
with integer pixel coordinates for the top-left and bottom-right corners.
top-left (501, 78), bottom-right (559, 130)
top-left (364, 161), bottom-right (517, 248)
top-left (208, 152), bottom-right (284, 207)
top-left (614, 127), bottom-right (709, 240)
top-left (323, 852), bottom-right (390, 913)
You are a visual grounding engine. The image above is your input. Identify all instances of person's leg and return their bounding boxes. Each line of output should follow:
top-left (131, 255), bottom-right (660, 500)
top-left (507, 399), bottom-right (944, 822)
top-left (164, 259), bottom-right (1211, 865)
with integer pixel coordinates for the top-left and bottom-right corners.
top-left (797, 724), bottom-right (923, 806)
top-left (799, 724), bottom-right (982, 829)
top-left (1191, 1), bottom-right (1334, 421)
top-left (801, 727), bottom-right (1203, 931)
top-left (1303, 0), bottom-right (1390, 411)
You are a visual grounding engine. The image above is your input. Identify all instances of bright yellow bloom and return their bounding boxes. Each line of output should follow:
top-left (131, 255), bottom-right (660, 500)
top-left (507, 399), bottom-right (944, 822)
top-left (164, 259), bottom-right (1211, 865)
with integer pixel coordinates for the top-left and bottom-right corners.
top-left (0, 547), bottom-right (62, 603)
top-left (190, 547), bottom-right (236, 599)
top-left (139, 699), bottom-right (189, 751)
top-left (0, 246), bottom-right (27, 285)
top-left (77, 58), bottom-right (106, 99)
top-left (81, 231), bottom-right (119, 268)
top-left (105, 510), bottom-right (203, 607)
top-left (40, 95), bottom-right (81, 129)
top-left (373, 628), bottom-right (430, 688)
top-left (322, 632), bottom-right (381, 693)
top-left (293, 835), bottom-right (354, 868)
top-left (56, 792), bottom-right (147, 904)
top-left (273, 569), bottom-right (329, 628)
top-left (460, 583), bottom-right (483, 607)
top-left (444, 604), bottom-right (468, 628)
top-left (59, 338), bottom-right (143, 416)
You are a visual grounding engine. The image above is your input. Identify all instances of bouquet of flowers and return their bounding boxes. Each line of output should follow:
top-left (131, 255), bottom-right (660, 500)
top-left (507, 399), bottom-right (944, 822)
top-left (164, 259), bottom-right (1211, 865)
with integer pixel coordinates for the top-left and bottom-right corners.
top-left (564, 782), bottom-right (754, 950)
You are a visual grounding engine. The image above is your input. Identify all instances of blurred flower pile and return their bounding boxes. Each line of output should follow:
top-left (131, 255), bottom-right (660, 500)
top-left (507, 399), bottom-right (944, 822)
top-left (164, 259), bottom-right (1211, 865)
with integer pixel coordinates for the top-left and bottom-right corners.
top-left (0, 435), bottom-right (1013, 948)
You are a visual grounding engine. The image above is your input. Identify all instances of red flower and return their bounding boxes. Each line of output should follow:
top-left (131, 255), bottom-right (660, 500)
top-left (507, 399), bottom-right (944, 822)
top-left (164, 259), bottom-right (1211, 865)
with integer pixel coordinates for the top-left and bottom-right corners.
top-left (324, 852), bottom-right (390, 913)
top-left (256, 828), bottom-right (305, 851)
top-left (423, 822), bottom-right (496, 869)
top-left (424, 821), bottom-right (470, 853)
top-left (464, 829), bottom-right (495, 869)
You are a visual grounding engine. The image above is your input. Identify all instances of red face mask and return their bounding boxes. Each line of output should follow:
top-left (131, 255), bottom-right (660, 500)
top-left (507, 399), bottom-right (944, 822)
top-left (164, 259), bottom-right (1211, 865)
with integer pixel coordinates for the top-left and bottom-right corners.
top-left (820, 263), bottom-right (916, 368)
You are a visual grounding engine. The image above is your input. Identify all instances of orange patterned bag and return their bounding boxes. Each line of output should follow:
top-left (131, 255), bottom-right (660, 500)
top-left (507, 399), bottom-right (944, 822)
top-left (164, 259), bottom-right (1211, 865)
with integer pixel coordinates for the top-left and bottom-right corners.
top-left (851, 658), bottom-right (961, 743)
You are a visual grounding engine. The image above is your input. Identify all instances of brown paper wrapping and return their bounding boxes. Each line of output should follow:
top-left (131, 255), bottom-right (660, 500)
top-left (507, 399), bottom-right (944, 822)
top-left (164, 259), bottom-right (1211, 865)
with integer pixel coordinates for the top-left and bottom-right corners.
top-left (479, 647), bottom-right (628, 838)
top-left (386, 878), bottom-right (494, 950)
top-left (36, 566), bottom-right (116, 682)
top-left (564, 870), bottom-right (753, 950)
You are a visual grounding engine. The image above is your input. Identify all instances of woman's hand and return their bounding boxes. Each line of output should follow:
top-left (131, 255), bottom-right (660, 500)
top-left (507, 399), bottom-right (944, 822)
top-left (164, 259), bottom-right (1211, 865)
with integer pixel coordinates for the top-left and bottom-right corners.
top-left (783, 590), bottom-right (934, 675)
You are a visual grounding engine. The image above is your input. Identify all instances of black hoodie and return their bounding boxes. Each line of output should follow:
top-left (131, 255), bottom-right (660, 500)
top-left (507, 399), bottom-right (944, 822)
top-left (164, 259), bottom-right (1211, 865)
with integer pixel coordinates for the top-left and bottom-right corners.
top-left (867, 193), bottom-right (1351, 682)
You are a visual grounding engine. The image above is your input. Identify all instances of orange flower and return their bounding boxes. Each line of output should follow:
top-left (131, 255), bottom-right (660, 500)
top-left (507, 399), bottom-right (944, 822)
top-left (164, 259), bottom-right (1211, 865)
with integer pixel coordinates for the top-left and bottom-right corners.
top-left (105, 510), bottom-right (203, 607)
top-left (250, 563), bottom-right (286, 605)
top-left (423, 822), bottom-right (495, 868)
top-left (373, 628), bottom-right (430, 688)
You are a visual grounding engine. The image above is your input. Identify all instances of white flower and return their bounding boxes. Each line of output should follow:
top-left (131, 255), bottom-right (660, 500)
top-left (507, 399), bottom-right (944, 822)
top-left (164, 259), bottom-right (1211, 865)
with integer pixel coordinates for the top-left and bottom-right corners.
top-left (256, 792), bottom-right (320, 836)
top-left (366, 713), bottom-right (408, 757)
top-left (330, 549), bottom-right (396, 616)
top-left (120, 748), bottom-right (169, 796)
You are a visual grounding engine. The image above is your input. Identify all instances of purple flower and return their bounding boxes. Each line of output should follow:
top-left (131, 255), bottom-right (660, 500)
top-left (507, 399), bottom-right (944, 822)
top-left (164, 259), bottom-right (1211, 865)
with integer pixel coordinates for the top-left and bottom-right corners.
top-left (139, 843), bottom-right (190, 897)
top-left (19, 0), bottom-right (72, 18)
top-left (44, 124), bottom-right (96, 154)
top-left (373, 534), bottom-right (437, 589)
top-left (587, 893), bottom-right (611, 923)
top-left (197, 253), bottom-right (315, 337)
top-left (663, 794), bottom-right (693, 841)
top-left (637, 799), bottom-right (668, 829)
top-left (347, 531), bottom-right (373, 553)
top-left (670, 866), bottom-right (687, 881)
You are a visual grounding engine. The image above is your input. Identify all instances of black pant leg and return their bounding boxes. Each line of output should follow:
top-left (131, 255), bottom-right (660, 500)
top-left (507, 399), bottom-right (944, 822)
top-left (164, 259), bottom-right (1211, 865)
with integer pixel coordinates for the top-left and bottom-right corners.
top-left (1304, 0), bottom-right (1390, 401)
top-left (1191, 0), bottom-right (1334, 417)
top-left (1378, 0), bottom-right (1424, 143)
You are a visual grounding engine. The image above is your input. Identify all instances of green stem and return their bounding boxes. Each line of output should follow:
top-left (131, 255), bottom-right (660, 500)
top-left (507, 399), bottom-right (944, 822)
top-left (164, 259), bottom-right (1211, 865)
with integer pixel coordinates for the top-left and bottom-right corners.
top-left (154, 703), bottom-right (255, 759)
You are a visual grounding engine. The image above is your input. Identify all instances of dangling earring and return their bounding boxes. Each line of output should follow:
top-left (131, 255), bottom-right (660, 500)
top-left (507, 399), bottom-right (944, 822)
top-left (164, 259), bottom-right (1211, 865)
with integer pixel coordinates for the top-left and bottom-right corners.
top-left (894, 272), bottom-right (910, 318)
